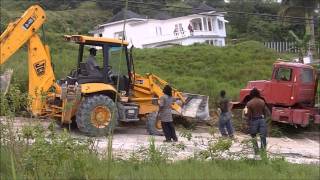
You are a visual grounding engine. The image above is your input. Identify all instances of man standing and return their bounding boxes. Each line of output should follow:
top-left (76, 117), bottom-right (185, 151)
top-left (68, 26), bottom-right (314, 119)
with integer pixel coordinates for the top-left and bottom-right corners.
top-left (246, 88), bottom-right (270, 154)
top-left (218, 90), bottom-right (234, 138)
top-left (159, 85), bottom-right (178, 142)
top-left (188, 24), bottom-right (194, 36)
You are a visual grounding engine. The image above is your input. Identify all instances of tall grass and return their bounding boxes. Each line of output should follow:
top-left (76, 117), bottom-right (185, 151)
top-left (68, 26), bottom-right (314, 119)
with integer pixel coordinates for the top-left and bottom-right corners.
top-left (1, 143), bottom-right (319, 179)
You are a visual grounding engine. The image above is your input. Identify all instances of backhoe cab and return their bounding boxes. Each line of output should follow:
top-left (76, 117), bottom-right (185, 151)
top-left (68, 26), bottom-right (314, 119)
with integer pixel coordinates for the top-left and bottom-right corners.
top-left (63, 35), bottom-right (131, 94)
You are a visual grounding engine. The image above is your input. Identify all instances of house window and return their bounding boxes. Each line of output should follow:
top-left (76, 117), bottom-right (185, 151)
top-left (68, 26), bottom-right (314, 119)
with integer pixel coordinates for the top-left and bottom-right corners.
top-left (156, 26), bottom-right (162, 36)
top-left (205, 40), bottom-right (214, 45)
top-left (212, 18), bottom-right (215, 31)
top-left (179, 23), bottom-right (184, 35)
top-left (114, 31), bottom-right (125, 40)
top-left (191, 18), bottom-right (202, 31)
top-left (208, 18), bottom-right (212, 31)
top-left (218, 20), bottom-right (223, 30)
top-left (174, 23), bottom-right (185, 36)
top-left (174, 24), bottom-right (179, 36)
top-left (214, 39), bottom-right (218, 46)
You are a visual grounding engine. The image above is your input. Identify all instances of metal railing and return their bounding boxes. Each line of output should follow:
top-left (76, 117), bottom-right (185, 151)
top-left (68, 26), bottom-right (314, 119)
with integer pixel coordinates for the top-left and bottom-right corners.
top-left (264, 41), bottom-right (320, 54)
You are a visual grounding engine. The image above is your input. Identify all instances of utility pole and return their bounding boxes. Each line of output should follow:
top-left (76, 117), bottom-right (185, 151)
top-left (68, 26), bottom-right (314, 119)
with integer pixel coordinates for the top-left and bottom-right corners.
top-left (309, 15), bottom-right (315, 63)
top-left (310, 2), bottom-right (320, 63)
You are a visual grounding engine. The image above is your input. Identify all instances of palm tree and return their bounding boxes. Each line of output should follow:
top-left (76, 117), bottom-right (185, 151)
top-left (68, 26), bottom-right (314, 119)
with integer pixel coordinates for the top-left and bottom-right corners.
top-left (279, 0), bottom-right (319, 61)
top-left (289, 30), bottom-right (311, 63)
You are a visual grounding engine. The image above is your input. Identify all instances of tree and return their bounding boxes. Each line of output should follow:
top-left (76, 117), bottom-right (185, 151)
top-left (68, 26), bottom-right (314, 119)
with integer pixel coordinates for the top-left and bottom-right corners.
top-left (205, 0), bottom-right (225, 8)
top-left (279, 0), bottom-right (319, 61)
top-left (289, 30), bottom-right (311, 63)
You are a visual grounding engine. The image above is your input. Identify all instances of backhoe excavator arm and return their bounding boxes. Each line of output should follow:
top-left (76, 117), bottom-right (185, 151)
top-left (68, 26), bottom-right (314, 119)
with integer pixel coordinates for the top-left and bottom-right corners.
top-left (0, 5), bottom-right (56, 115)
top-left (1, 5), bottom-right (46, 63)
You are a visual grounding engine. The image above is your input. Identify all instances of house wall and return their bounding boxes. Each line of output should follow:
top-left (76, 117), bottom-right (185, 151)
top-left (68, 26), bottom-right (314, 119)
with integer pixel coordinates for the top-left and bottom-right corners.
top-left (143, 37), bottom-right (225, 48)
top-left (93, 14), bottom-right (227, 48)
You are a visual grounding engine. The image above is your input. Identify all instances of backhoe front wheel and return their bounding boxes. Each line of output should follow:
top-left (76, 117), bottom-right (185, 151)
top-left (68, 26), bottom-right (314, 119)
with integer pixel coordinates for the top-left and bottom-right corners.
top-left (76, 95), bottom-right (118, 136)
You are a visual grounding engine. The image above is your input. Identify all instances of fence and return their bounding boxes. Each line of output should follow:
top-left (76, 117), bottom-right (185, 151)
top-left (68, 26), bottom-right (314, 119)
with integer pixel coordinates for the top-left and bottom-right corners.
top-left (263, 41), bottom-right (320, 54)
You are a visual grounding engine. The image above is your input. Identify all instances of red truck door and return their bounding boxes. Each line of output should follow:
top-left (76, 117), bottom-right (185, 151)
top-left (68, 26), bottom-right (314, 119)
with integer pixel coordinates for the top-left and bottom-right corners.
top-left (271, 66), bottom-right (294, 105)
top-left (296, 68), bottom-right (316, 106)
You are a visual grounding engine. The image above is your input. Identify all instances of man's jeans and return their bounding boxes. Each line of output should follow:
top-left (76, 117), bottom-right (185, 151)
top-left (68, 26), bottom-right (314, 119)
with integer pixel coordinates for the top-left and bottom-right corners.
top-left (249, 118), bottom-right (267, 154)
top-left (219, 112), bottom-right (234, 137)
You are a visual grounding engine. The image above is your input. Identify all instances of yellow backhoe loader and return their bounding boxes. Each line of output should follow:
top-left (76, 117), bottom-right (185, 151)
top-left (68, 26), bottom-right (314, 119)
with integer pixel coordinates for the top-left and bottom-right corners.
top-left (0, 5), bottom-right (209, 136)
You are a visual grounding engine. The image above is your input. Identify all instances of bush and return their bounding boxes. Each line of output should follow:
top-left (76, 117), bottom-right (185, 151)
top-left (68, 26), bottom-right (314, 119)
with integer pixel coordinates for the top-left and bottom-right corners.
top-left (0, 85), bottom-right (30, 116)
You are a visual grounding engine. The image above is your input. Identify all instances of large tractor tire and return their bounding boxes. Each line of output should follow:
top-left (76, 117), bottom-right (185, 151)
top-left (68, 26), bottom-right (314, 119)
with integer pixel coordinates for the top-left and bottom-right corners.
top-left (76, 95), bottom-right (118, 136)
top-left (146, 112), bottom-right (163, 136)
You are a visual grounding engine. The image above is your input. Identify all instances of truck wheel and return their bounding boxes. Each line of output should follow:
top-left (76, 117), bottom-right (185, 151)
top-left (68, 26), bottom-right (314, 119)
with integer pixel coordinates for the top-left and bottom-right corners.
top-left (146, 112), bottom-right (163, 136)
top-left (76, 95), bottom-right (118, 136)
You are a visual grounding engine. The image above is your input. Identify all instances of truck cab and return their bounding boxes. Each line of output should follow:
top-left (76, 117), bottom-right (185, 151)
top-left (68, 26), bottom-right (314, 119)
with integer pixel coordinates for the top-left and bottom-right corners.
top-left (238, 61), bottom-right (319, 126)
top-left (239, 61), bottom-right (317, 108)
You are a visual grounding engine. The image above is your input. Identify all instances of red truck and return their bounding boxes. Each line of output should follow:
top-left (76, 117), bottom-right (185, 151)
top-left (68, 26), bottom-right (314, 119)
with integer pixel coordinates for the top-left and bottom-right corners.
top-left (235, 61), bottom-right (320, 126)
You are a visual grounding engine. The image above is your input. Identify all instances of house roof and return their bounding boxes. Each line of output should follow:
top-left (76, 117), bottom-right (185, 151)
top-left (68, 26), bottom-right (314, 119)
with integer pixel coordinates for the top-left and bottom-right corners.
top-left (152, 12), bottom-right (172, 20)
top-left (97, 3), bottom-right (220, 27)
top-left (106, 9), bottom-right (146, 23)
top-left (192, 3), bottom-right (216, 14)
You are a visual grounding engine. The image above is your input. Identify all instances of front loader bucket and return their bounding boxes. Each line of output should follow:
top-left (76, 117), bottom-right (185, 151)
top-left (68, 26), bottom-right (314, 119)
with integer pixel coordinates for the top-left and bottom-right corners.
top-left (0, 69), bottom-right (13, 95)
top-left (177, 93), bottom-right (210, 121)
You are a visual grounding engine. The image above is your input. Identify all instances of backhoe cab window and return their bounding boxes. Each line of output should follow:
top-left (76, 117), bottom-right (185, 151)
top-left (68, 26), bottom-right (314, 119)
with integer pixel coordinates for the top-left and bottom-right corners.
top-left (83, 46), bottom-right (103, 67)
top-left (109, 47), bottom-right (128, 76)
top-left (275, 67), bottom-right (292, 81)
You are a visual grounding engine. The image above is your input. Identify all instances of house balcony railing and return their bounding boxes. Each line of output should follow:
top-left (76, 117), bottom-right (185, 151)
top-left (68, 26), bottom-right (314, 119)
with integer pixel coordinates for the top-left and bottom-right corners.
top-left (143, 30), bottom-right (224, 45)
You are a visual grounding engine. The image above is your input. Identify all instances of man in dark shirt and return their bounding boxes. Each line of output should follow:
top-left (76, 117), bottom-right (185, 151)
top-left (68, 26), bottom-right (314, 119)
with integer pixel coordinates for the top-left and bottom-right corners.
top-left (86, 48), bottom-right (101, 76)
top-left (218, 90), bottom-right (234, 138)
top-left (246, 88), bottom-right (270, 154)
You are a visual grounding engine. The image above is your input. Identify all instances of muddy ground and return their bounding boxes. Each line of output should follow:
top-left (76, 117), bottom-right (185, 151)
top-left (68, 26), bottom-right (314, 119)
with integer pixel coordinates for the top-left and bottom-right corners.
top-left (2, 117), bottom-right (320, 165)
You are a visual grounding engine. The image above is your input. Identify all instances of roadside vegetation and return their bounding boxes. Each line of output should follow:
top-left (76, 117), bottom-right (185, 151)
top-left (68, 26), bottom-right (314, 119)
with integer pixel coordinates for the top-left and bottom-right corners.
top-left (1, 115), bottom-right (319, 180)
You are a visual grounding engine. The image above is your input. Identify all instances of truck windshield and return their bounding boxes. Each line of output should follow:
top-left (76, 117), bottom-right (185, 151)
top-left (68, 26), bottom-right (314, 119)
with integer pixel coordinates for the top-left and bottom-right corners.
top-left (109, 47), bottom-right (128, 76)
top-left (275, 67), bottom-right (292, 81)
top-left (300, 68), bottom-right (313, 83)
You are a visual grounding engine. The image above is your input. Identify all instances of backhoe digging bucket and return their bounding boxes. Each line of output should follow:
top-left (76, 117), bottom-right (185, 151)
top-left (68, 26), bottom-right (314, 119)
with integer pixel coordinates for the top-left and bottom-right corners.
top-left (0, 69), bottom-right (13, 95)
top-left (176, 93), bottom-right (210, 121)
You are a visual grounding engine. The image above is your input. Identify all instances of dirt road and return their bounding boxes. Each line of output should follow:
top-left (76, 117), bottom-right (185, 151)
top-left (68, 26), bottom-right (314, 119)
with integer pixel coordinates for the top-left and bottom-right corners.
top-left (3, 117), bottom-right (320, 164)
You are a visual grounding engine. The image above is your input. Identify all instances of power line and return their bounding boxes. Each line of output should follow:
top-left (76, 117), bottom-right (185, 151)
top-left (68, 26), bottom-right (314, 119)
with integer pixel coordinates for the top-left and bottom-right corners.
top-left (100, 0), bottom-right (314, 21)
top-left (45, 0), bottom-right (315, 21)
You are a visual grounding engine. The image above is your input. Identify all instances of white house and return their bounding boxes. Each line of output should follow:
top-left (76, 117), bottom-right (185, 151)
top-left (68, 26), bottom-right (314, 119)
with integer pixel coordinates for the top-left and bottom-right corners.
top-left (90, 4), bottom-right (228, 48)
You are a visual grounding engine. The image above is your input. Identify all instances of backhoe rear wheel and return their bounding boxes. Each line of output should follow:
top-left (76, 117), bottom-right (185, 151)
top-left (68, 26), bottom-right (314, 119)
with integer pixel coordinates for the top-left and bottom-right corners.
top-left (146, 112), bottom-right (163, 136)
top-left (76, 95), bottom-right (118, 136)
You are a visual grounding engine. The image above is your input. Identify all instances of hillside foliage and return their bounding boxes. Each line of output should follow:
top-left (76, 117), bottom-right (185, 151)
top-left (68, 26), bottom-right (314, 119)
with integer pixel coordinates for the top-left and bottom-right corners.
top-left (1, 0), bottom-right (315, 42)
